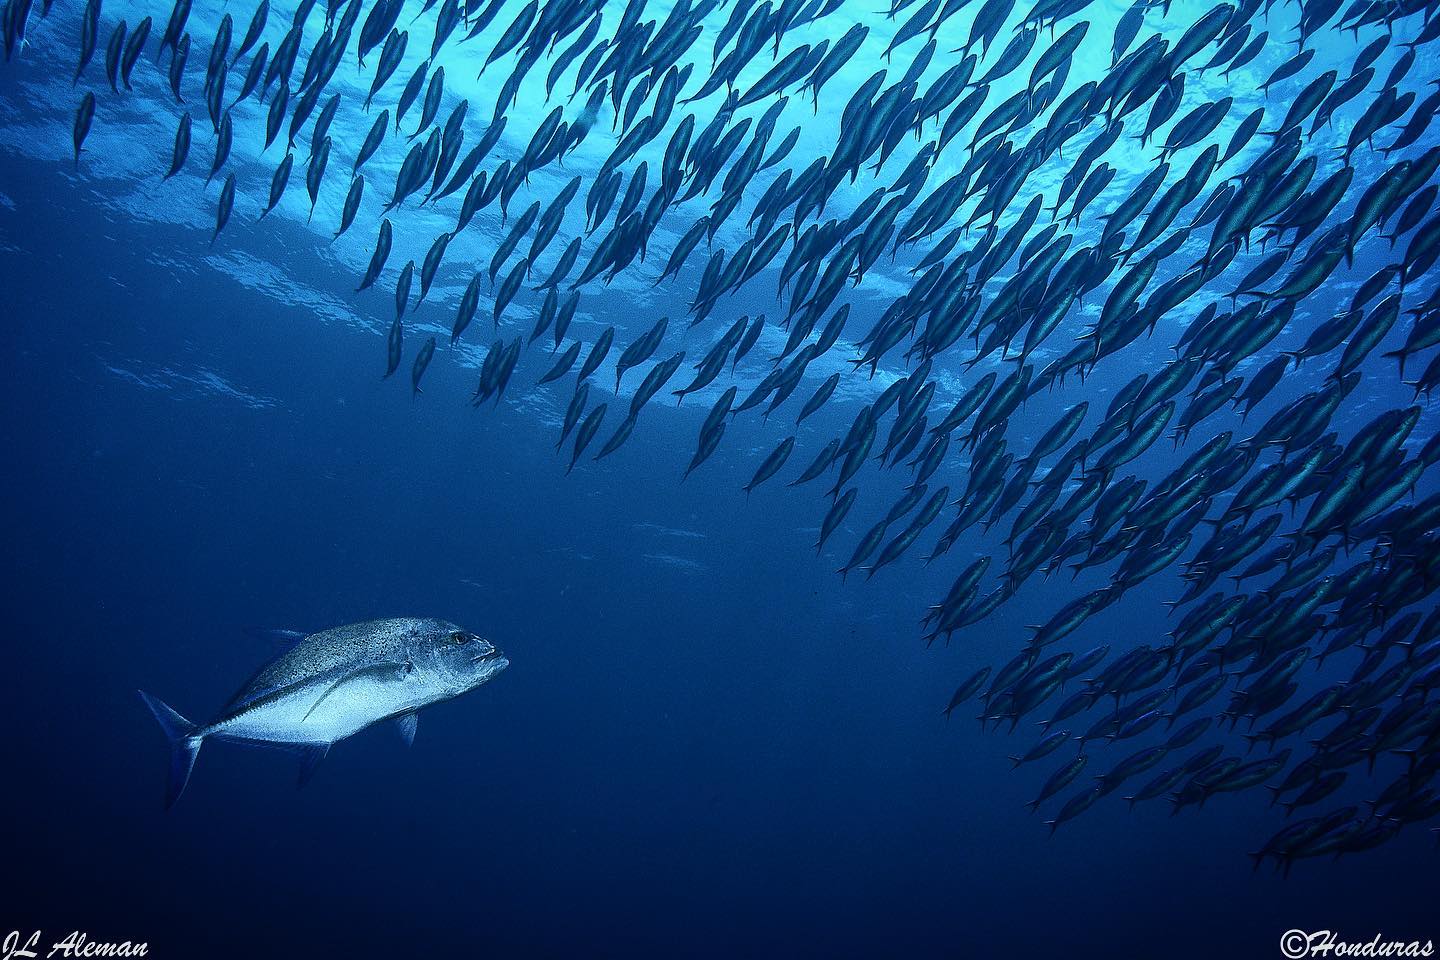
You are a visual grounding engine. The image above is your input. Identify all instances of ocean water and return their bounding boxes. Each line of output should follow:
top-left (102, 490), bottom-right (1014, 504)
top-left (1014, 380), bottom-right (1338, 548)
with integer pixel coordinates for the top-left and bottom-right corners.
top-left (2, 0), bottom-right (1439, 954)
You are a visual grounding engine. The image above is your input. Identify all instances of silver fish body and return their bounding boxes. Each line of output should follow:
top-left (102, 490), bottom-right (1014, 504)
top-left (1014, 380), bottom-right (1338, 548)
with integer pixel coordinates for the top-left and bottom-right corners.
top-left (139, 617), bottom-right (507, 807)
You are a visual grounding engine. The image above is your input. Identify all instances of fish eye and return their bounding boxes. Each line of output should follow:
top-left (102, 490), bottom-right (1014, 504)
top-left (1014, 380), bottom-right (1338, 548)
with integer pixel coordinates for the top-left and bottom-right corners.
top-left (451, 631), bottom-right (471, 644)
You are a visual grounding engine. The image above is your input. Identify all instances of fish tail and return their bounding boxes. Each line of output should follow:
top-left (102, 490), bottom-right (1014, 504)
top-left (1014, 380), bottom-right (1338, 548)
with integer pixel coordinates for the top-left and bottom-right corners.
top-left (137, 690), bottom-right (202, 810)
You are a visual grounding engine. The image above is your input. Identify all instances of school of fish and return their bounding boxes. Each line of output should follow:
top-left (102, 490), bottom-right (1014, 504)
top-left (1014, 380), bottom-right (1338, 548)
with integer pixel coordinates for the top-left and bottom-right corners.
top-left (5, 0), bottom-right (1440, 870)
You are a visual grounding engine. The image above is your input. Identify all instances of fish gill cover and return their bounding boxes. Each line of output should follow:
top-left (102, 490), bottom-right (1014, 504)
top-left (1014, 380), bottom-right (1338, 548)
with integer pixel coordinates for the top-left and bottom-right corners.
top-left (4, 0), bottom-right (1440, 916)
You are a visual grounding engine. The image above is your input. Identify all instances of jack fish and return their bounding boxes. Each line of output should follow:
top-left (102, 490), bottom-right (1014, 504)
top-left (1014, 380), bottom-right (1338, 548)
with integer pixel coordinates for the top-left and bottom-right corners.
top-left (138, 617), bottom-right (508, 807)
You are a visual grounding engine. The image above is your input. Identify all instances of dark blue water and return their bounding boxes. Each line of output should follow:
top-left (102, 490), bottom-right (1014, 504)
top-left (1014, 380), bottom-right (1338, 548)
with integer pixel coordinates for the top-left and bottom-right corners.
top-left (2, 0), bottom-right (1439, 954)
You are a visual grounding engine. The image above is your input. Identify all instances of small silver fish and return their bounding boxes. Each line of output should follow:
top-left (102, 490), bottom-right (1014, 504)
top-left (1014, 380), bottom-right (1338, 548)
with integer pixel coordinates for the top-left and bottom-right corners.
top-left (139, 617), bottom-right (508, 807)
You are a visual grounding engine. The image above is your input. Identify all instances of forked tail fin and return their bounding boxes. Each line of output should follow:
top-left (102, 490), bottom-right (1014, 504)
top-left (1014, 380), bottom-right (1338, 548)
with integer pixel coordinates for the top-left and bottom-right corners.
top-left (138, 690), bottom-right (202, 810)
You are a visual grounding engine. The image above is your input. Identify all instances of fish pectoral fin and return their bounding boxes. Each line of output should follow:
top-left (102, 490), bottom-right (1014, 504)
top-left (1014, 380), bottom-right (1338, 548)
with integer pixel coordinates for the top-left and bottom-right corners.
top-left (301, 677), bottom-right (346, 723)
top-left (301, 661), bottom-right (413, 722)
top-left (394, 711), bottom-right (418, 747)
top-left (297, 743), bottom-right (329, 788)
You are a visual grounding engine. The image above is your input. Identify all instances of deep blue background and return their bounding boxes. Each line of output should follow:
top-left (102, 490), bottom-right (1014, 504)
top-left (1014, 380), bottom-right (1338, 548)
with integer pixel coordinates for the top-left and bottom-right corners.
top-left (2, 150), bottom-right (1437, 959)
top-left (2, 0), bottom-right (1440, 951)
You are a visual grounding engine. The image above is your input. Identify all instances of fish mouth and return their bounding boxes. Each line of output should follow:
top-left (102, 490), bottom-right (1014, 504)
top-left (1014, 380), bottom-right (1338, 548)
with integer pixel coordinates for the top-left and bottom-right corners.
top-left (472, 651), bottom-right (508, 669)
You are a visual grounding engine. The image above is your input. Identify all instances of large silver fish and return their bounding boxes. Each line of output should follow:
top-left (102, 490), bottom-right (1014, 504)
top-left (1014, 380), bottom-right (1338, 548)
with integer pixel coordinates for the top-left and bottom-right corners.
top-left (139, 617), bottom-right (508, 808)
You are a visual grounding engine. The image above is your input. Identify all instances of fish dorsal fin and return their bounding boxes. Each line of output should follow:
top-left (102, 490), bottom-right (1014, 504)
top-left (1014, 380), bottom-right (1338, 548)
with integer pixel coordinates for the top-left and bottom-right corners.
top-left (395, 712), bottom-right (418, 747)
top-left (222, 630), bottom-right (313, 716)
top-left (243, 627), bottom-right (309, 652)
top-left (297, 743), bottom-right (329, 788)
